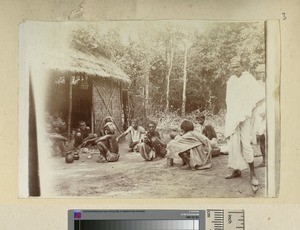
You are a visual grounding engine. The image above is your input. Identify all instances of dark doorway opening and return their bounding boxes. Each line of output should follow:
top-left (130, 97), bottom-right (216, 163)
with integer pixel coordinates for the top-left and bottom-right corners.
top-left (46, 75), bottom-right (93, 131)
top-left (71, 79), bottom-right (93, 129)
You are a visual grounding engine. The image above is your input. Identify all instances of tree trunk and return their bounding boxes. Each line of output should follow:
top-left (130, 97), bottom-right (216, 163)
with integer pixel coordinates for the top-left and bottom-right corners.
top-left (144, 67), bottom-right (150, 126)
top-left (182, 38), bottom-right (188, 117)
top-left (165, 37), bottom-right (174, 113)
top-left (145, 71), bottom-right (149, 105)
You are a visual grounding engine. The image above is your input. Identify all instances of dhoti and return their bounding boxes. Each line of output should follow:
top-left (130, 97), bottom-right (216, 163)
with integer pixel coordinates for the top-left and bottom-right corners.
top-left (227, 117), bottom-right (254, 170)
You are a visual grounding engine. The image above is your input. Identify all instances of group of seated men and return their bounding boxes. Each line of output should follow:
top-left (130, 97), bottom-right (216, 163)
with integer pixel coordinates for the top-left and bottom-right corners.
top-left (72, 114), bottom-right (219, 166)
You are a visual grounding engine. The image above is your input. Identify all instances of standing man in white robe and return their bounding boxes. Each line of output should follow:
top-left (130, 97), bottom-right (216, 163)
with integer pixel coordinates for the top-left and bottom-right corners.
top-left (252, 64), bottom-right (266, 167)
top-left (224, 57), bottom-right (264, 188)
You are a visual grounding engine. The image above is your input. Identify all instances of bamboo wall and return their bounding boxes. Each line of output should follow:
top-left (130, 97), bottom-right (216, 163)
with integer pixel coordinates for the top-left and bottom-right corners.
top-left (92, 78), bottom-right (123, 135)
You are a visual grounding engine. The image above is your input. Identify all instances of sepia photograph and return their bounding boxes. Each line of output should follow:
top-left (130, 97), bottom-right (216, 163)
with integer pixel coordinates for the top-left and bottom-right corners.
top-left (19, 20), bottom-right (279, 198)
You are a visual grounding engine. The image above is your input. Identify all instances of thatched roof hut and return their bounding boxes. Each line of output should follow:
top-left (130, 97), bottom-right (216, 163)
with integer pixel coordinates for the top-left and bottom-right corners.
top-left (45, 49), bottom-right (131, 137)
top-left (46, 49), bottom-right (131, 83)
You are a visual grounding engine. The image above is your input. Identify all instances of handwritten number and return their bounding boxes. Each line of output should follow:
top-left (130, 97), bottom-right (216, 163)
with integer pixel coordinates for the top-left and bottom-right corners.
top-left (282, 12), bottom-right (286, 20)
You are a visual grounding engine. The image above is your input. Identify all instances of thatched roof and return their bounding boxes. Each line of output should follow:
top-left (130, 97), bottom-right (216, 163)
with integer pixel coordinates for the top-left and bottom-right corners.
top-left (44, 49), bottom-right (131, 84)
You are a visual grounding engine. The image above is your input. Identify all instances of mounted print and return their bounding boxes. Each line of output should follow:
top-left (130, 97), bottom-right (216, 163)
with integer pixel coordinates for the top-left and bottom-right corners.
top-left (19, 20), bottom-right (280, 198)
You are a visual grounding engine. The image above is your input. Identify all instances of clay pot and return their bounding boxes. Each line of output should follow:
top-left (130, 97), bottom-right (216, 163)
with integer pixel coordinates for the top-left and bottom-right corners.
top-left (65, 154), bottom-right (74, 163)
top-left (74, 153), bottom-right (80, 160)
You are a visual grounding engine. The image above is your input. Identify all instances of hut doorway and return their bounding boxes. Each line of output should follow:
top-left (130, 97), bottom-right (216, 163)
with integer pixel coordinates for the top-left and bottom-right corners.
top-left (46, 75), bottom-right (93, 133)
top-left (71, 77), bottom-right (93, 129)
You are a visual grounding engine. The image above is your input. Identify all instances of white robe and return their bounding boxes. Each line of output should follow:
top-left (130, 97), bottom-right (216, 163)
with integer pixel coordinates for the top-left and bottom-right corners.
top-left (225, 72), bottom-right (264, 138)
top-left (225, 72), bottom-right (264, 170)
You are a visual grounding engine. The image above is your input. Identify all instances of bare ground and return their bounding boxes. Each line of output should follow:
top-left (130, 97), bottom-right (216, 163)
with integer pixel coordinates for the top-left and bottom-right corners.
top-left (47, 143), bottom-right (266, 198)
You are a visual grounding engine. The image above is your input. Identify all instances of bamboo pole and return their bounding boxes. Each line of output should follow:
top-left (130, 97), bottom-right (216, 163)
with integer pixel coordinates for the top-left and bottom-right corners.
top-left (67, 76), bottom-right (73, 140)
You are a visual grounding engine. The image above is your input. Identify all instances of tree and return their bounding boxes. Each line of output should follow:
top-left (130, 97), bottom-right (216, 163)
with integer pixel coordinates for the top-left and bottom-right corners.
top-left (181, 37), bottom-right (188, 117)
top-left (182, 22), bottom-right (265, 114)
top-left (165, 36), bottom-right (174, 113)
top-left (69, 22), bottom-right (265, 117)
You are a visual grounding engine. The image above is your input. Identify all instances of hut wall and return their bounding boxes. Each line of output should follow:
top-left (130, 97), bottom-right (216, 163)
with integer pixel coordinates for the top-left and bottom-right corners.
top-left (93, 78), bottom-right (123, 135)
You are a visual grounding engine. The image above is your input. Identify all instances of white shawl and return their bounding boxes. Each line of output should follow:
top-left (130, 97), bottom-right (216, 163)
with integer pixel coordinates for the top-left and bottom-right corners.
top-left (225, 72), bottom-right (264, 138)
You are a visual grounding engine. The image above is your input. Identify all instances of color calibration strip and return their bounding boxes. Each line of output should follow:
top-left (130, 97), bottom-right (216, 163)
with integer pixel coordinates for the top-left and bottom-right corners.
top-left (75, 220), bottom-right (199, 230)
top-left (69, 210), bottom-right (245, 230)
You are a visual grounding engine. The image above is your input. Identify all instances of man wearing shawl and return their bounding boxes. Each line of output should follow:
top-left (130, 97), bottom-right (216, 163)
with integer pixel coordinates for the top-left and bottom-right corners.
top-left (224, 57), bottom-right (264, 188)
top-left (167, 120), bottom-right (212, 170)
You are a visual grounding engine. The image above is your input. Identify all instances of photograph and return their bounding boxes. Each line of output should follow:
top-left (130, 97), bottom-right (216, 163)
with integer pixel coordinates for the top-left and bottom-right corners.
top-left (19, 20), bottom-right (278, 198)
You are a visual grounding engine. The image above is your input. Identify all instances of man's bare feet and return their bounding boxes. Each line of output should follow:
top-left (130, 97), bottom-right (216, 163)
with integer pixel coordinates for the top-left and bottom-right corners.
top-left (97, 156), bottom-right (107, 163)
top-left (225, 169), bottom-right (241, 179)
top-left (252, 185), bottom-right (259, 193)
top-left (180, 165), bottom-right (191, 170)
top-left (250, 175), bottom-right (259, 186)
top-left (153, 156), bottom-right (163, 161)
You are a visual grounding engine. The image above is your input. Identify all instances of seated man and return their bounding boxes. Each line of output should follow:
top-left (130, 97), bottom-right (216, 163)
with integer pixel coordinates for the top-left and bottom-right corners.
top-left (96, 122), bottom-right (120, 163)
top-left (48, 113), bottom-right (67, 156)
top-left (74, 121), bottom-right (94, 148)
top-left (196, 114), bottom-right (220, 157)
top-left (80, 117), bottom-right (116, 150)
top-left (202, 124), bottom-right (221, 157)
top-left (167, 120), bottom-right (212, 171)
top-left (117, 119), bottom-right (145, 152)
top-left (139, 122), bottom-right (167, 161)
top-left (100, 116), bottom-right (117, 136)
top-left (195, 114), bottom-right (206, 133)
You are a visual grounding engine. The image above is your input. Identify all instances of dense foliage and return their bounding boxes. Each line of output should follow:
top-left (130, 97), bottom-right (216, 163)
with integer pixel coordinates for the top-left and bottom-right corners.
top-left (70, 22), bottom-right (265, 118)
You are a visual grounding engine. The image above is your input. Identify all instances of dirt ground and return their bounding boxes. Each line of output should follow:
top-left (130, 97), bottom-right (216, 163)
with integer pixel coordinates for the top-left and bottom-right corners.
top-left (46, 142), bottom-right (266, 198)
